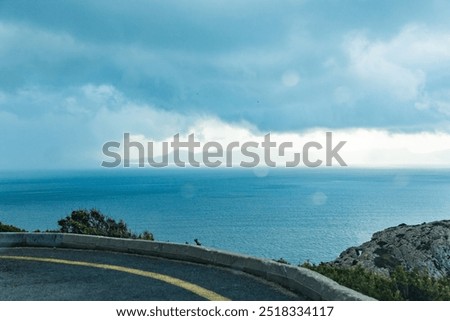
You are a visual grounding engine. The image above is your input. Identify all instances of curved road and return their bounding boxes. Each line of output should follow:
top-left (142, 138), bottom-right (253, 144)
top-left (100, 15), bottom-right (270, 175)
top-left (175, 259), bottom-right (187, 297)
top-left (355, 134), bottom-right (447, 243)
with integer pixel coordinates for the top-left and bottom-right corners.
top-left (0, 247), bottom-right (304, 301)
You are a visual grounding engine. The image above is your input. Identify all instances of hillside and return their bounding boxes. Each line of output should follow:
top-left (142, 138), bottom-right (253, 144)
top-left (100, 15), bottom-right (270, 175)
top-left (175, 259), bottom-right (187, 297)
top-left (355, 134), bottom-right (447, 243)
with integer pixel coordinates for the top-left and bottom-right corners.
top-left (332, 220), bottom-right (450, 278)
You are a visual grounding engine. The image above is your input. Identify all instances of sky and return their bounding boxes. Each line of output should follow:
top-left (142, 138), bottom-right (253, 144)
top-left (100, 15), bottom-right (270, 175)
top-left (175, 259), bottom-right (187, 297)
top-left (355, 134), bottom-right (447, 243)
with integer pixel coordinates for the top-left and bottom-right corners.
top-left (1, 0), bottom-right (450, 169)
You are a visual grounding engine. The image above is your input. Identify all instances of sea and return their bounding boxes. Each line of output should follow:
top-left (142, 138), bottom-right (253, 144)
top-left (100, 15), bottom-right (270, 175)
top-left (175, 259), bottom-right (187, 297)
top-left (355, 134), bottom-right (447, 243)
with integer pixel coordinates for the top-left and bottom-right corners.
top-left (1, 168), bottom-right (449, 264)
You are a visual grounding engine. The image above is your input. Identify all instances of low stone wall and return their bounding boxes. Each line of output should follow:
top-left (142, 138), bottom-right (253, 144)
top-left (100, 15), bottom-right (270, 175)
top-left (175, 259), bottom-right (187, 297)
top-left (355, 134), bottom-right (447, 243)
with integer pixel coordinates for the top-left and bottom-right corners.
top-left (0, 233), bottom-right (375, 301)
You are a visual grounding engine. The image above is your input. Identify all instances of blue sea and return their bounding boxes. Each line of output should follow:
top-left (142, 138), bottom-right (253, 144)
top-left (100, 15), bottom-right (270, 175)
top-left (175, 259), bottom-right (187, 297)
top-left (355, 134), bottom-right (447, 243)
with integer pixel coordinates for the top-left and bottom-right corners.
top-left (1, 168), bottom-right (449, 264)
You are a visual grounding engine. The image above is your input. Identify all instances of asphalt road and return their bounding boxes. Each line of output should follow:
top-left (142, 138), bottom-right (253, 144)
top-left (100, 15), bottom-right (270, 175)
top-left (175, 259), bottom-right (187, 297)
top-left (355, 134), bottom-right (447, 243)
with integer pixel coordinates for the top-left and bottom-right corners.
top-left (0, 247), bottom-right (305, 301)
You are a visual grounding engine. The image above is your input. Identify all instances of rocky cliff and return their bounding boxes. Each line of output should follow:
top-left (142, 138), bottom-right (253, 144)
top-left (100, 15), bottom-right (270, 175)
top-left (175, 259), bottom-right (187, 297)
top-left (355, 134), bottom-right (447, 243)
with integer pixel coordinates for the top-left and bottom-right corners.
top-left (332, 220), bottom-right (450, 278)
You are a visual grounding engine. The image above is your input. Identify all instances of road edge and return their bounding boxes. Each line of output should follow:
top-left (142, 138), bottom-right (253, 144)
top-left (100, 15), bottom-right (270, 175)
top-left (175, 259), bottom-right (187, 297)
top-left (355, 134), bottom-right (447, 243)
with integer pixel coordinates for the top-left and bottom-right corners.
top-left (0, 233), bottom-right (375, 301)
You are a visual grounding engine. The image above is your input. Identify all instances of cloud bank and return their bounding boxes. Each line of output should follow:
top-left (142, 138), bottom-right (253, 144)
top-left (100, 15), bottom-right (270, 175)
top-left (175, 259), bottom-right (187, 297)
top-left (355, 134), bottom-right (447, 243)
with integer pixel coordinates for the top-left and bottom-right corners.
top-left (0, 1), bottom-right (449, 169)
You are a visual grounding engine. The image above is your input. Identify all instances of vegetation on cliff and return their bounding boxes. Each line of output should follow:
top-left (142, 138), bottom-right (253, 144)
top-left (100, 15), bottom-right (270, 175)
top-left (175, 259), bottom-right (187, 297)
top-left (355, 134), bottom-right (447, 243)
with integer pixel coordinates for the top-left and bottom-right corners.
top-left (0, 209), bottom-right (153, 240)
top-left (302, 262), bottom-right (450, 300)
top-left (0, 222), bottom-right (25, 232)
top-left (58, 209), bottom-right (154, 240)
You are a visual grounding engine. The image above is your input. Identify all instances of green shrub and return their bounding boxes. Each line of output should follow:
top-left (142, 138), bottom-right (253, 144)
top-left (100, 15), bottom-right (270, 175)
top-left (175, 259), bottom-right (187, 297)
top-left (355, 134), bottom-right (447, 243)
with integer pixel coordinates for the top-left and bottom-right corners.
top-left (302, 262), bottom-right (450, 300)
top-left (58, 209), bottom-right (153, 240)
top-left (0, 222), bottom-right (25, 232)
top-left (137, 230), bottom-right (154, 241)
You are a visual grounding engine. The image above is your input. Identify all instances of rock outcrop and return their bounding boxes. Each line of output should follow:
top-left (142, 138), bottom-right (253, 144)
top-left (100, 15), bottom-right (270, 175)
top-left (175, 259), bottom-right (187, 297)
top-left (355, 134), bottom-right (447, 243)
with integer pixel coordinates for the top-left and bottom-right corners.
top-left (332, 220), bottom-right (450, 278)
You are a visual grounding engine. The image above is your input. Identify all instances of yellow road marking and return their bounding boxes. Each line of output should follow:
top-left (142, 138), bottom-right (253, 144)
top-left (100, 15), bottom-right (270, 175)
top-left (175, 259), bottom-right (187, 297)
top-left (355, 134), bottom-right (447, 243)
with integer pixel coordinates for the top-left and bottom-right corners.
top-left (0, 255), bottom-right (230, 301)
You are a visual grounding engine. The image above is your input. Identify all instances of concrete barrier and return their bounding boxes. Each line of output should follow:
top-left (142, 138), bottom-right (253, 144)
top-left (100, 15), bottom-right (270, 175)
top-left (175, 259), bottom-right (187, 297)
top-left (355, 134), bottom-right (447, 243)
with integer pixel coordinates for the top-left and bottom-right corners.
top-left (0, 232), bottom-right (375, 301)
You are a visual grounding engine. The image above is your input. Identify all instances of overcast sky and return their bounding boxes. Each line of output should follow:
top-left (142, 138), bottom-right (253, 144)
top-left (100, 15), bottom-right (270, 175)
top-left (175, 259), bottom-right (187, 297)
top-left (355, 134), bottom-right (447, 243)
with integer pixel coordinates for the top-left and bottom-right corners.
top-left (1, 0), bottom-right (450, 169)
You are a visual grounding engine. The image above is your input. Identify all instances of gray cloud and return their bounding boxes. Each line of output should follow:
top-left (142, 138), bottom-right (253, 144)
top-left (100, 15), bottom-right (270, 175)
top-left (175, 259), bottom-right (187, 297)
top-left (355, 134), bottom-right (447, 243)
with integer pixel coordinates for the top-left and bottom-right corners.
top-left (1, 1), bottom-right (450, 169)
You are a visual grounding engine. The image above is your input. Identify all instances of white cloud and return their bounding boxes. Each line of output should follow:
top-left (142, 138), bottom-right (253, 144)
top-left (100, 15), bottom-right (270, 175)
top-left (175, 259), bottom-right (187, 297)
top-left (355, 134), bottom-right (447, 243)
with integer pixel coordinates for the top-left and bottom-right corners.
top-left (334, 128), bottom-right (450, 167)
top-left (345, 25), bottom-right (450, 102)
top-left (0, 84), bottom-right (450, 168)
top-left (124, 116), bottom-right (450, 168)
top-left (3, 83), bottom-right (450, 169)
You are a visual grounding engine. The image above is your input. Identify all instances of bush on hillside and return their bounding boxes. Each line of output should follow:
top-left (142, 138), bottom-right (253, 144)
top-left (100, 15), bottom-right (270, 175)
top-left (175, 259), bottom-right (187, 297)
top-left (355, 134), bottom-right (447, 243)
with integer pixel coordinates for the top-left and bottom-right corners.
top-left (302, 262), bottom-right (450, 300)
top-left (58, 209), bottom-right (153, 240)
top-left (0, 222), bottom-right (25, 232)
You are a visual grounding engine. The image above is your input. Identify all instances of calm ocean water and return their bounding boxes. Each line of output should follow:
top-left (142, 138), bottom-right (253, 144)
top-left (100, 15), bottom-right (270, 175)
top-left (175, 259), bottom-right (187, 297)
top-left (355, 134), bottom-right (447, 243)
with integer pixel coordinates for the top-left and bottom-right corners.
top-left (1, 168), bottom-right (449, 264)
